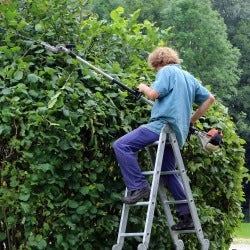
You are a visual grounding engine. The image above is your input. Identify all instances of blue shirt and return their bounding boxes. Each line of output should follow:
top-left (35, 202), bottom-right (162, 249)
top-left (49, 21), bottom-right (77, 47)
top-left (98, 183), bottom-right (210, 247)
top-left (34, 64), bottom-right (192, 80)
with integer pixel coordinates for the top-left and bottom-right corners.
top-left (142, 64), bottom-right (211, 148)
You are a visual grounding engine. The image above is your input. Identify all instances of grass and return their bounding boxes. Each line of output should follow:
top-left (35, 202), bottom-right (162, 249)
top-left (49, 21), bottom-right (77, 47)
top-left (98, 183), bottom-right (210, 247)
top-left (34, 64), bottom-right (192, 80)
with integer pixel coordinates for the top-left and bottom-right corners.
top-left (235, 223), bottom-right (250, 239)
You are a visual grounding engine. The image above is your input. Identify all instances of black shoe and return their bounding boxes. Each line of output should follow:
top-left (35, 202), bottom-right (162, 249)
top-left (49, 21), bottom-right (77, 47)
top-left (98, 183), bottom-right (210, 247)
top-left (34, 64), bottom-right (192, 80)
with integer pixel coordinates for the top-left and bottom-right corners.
top-left (171, 214), bottom-right (194, 231)
top-left (122, 186), bottom-right (150, 204)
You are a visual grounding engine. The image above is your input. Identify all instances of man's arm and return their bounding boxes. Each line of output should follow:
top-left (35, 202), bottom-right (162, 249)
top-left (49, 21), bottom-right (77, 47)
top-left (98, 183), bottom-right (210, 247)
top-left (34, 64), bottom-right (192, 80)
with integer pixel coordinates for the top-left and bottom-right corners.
top-left (138, 83), bottom-right (159, 100)
top-left (190, 95), bottom-right (215, 125)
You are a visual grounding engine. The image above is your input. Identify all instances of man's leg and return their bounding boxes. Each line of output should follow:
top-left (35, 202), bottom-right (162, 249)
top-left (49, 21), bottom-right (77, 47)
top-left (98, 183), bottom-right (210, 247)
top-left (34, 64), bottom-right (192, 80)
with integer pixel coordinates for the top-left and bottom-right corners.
top-left (113, 126), bottom-right (159, 203)
top-left (161, 145), bottom-right (194, 230)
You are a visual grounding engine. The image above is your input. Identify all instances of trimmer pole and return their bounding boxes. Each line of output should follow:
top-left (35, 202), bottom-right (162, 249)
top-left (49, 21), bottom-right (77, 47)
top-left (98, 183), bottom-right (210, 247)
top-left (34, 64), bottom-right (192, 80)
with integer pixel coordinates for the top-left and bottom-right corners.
top-left (59, 46), bottom-right (154, 106)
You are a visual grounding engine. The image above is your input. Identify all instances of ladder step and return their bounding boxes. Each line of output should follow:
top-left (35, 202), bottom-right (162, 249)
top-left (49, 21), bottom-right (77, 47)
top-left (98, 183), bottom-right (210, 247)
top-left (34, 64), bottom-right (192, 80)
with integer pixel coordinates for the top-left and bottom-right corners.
top-left (147, 141), bottom-right (171, 147)
top-left (164, 199), bottom-right (188, 205)
top-left (120, 232), bottom-right (144, 237)
top-left (175, 229), bottom-right (196, 234)
top-left (142, 170), bottom-right (180, 175)
top-left (161, 170), bottom-right (181, 175)
top-left (130, 201), bottom-right (150, 206)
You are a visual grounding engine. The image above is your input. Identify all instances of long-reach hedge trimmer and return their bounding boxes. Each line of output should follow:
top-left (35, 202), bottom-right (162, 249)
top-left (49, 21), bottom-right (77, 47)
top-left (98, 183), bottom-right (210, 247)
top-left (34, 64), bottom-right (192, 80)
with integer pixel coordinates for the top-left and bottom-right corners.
top-left (0, 27), bottom-right (153, 106)
top-left (0, 27), bottom-right (223, 152)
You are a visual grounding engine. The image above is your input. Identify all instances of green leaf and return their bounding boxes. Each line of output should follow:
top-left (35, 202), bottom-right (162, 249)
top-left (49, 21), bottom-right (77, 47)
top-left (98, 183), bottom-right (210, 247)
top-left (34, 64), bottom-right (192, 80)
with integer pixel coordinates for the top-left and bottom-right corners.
top-left (14, 70), bottom-right (23, 80)
top-left (1, 88), bottom-right (11, 95)
top-left (48, 91), bottom-right (62, 109)
top-left (19, 193), bottom-right (30, 201)
top-left (36, 163), bottom-right (54, 173)
top-left (110, 6), bottom-right (124, 20)
top-left (79, 186), bottom-right (89, 196)
top-left (59, 139), bottom-right (72, 150)
top-left (27, 73), bottom-right (40, 83)
top-left (35, 23), bottom-right (44, 32)
top-left (68, 200), bottom-right (78, 209)
top-left (76, 205), bottom-right (87, 215)
top-left (62, 106), bottom-right (70, 117)
top-left (20, 202), bottom-right (30, 213)
top-left (37, 238), bottom-right (47, 250)
top-left (0, 124), bottom-right (12, 135)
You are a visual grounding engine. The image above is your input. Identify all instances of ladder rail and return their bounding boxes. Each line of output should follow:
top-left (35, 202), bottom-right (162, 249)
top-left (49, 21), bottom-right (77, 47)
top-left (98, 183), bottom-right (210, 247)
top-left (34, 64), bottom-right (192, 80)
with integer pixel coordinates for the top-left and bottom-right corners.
top-left (141, 124), bottom-right (168, 248)
top-left (167, 127), bottom-right (209, 248)
top-left (113, 189), bottom-right (130, 249)
top-left (146, 145), bottom-right (185, 249)
top-left (158, 182), bottom-right (185, 250)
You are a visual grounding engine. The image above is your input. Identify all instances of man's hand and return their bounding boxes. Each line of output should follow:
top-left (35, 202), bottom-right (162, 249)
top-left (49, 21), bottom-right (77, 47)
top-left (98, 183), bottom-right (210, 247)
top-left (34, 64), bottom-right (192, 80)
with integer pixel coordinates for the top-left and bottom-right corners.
top-left (138, 83), bottom-right (148, 93)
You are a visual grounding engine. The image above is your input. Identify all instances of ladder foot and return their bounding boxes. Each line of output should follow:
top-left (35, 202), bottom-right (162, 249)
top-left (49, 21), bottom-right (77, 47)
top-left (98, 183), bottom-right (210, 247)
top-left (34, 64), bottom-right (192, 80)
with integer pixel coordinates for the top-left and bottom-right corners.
top-left (174, 239), bottom-right (184, 250)
top-left (112, 243), bottom-right (123, 250)
top-left (201, 239), bottom-right (210, 250)
top-left (137, 243), bottom-right (147, 250)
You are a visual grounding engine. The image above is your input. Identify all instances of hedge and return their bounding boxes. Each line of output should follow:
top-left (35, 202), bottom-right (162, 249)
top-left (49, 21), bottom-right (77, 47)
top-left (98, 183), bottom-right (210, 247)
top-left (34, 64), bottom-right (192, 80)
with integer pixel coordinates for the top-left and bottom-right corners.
top-left (0, 1), bottom-right (247, 249)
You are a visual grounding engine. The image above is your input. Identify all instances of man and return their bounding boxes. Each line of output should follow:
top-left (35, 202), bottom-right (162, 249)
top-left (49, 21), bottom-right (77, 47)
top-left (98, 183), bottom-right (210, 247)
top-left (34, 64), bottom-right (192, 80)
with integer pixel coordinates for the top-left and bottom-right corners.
top-left (113, 46), bottom-right (214, 230)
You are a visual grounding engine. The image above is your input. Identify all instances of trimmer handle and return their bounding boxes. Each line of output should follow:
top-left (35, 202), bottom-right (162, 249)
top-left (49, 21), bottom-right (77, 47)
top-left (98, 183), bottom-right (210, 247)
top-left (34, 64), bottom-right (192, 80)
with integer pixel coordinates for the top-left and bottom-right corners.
top-left (189, 126), bottom-right (223, 152)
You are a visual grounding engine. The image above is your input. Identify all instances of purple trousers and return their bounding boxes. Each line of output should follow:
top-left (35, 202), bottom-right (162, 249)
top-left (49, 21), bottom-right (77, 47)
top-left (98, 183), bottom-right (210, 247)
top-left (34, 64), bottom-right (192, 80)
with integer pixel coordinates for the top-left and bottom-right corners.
top-left (113, 126), bottom-right (190, 216)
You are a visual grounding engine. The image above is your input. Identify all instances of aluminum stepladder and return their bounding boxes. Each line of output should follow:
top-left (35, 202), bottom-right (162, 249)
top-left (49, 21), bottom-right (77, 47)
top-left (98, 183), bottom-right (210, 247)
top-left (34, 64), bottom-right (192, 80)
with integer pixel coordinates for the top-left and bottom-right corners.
top-left (112, 124), bottom-right (210, 250)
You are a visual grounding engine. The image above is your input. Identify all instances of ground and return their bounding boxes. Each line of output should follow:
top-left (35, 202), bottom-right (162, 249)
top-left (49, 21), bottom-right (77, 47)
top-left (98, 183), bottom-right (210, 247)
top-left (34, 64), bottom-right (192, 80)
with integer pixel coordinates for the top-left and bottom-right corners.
top-left (229, 239), bottom-right (250, 250)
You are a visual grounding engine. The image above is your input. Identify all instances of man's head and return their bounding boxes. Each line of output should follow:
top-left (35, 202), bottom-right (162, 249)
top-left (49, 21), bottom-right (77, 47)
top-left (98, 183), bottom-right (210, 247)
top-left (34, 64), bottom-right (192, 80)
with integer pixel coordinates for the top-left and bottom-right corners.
top-left (148, 47), bottom-right (181, 70)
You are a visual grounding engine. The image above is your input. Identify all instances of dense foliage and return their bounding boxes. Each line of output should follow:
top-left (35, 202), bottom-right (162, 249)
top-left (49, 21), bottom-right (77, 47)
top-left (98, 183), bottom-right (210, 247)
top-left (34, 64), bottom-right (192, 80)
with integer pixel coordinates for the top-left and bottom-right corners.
top-left (91, 0), bottom-right (250, 161)
top-left (0, 1), bottom-right (247, 249)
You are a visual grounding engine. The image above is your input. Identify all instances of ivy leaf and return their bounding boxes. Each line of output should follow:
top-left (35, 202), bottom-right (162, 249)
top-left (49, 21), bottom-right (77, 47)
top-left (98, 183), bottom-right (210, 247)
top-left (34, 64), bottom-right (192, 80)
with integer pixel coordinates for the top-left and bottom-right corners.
top-left (68, 200), bottom-right (78, 209)
top-left (59, 138), bottom-right (72, 150)
top-left (2, 87), bottom-right (11, 95)
top-left (35, 23), bottom-right (44, 32)
top-left (27, 73), bottom-right (40, 83)
top-left (76, 205), bottom-right (87, 215)
top-left (19, 193), bottom-right (30, 202)
top-left (20, 202), bottom-right (30, 213)
top-left (14, 70), bottom-right (23, 80)
top-left (79, 186), bottom-right (89, 196)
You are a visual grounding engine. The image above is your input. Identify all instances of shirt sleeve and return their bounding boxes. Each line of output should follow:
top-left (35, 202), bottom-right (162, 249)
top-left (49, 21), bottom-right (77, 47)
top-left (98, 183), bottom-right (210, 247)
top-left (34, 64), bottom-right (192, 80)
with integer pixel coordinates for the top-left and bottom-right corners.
top-left (194, 80), bottom-right (211, 105)
top-left (151, 67), bottom-right (174, 98)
